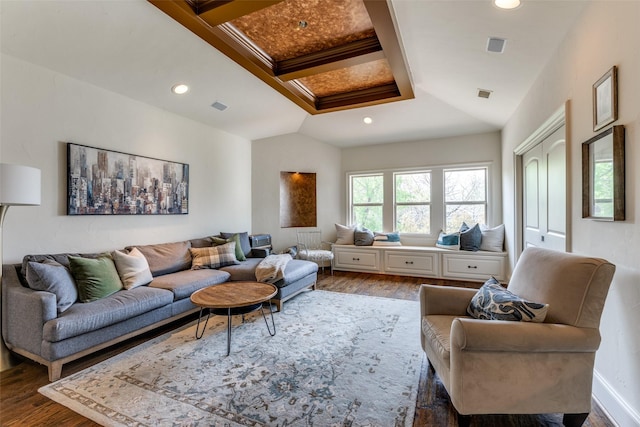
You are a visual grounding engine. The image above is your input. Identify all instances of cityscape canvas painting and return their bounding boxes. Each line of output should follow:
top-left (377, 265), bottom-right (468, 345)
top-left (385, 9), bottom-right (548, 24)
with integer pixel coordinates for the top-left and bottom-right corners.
top-left (67, 143), bottom-right (189, 215)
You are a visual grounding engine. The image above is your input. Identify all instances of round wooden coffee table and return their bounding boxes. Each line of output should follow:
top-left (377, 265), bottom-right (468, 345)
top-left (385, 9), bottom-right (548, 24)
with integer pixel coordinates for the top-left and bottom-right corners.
top-left (190, 281), bottom-right (278, 355)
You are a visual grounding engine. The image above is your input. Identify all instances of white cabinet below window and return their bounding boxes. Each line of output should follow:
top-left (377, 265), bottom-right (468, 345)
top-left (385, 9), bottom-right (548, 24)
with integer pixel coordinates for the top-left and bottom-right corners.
top-left (333, 245), bottom-right (508, 282)
top-left (333, 248), bottom-right (380, 272)
top-left (441, 252), bottom-right (507, 281)
top-left (384, 250), bottom-right (439, 277)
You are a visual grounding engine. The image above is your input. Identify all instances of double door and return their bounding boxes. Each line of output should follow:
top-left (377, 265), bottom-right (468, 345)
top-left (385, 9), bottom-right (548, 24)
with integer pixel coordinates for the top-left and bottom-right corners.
top-left (522, 125), bottom-right (567, 251)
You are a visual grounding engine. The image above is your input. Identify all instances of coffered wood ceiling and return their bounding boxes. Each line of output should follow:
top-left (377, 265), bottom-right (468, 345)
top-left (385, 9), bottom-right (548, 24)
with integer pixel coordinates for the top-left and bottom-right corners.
top-left (149, 0), bottom-right (414, 114)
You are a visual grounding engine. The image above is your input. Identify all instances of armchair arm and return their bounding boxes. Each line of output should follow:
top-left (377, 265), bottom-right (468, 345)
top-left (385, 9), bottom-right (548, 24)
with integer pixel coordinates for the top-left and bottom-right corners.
top-left (451, 318), bottom-right (601, 353)
top-left (419, 284), bottom-right (477, 317)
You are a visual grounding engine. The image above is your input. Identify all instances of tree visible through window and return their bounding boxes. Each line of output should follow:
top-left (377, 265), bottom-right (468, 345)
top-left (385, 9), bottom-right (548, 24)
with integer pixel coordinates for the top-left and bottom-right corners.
top-left (395, 171), bottom-right (430, 233)
top-left (351, 174), bottom-right (383, 231)
top-left (444, 168), bottom-right (487, 232)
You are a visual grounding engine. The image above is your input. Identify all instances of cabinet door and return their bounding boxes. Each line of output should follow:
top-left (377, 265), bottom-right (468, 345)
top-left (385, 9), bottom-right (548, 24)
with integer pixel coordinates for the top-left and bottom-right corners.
top-left (442, 254), bottom-right (505, 281)
top-left (334, 249), bottom-right (380, 272)
top-left (385, 251), bottom-right (439, 277)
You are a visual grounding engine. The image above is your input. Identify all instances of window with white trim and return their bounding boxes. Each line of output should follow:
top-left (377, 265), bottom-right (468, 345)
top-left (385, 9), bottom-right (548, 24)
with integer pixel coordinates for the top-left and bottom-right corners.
top-left (444, 168), bottom-right (487, 232)
top-left (350, 173), bottom-right (383, 232)
top-left (394, 171), bottom-right (431, 233)
top-left (347, 165), bottom-right (490, 237)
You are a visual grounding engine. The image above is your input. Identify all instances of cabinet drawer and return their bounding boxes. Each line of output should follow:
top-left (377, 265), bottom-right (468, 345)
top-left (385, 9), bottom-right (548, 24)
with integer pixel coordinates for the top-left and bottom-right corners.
top-left (385, 252), bottom-right (439, 276)
top-left (442, 254), bottom-right (506, 281)
top-left (334, 249), bottom-right (380, 272)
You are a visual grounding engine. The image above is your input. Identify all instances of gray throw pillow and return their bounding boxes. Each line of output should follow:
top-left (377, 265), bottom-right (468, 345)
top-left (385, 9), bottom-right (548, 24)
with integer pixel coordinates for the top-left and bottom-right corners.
top-left (26, 260), bottom-right (78, 313)
top-left (354, 227), bottom-right (374, 246)
top-left (459, 222), bottom-right (482, 251)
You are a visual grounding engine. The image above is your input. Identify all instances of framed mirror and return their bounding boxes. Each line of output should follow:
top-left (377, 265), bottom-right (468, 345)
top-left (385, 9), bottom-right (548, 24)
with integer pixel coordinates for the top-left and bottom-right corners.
top-left (582, 125), bottom-right (625, 221)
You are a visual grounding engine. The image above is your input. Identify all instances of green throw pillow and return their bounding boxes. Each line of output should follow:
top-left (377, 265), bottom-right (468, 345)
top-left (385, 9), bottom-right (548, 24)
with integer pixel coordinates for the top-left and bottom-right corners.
top-left (212, 234), bottom-right (246, 261)
top-left (69, 255), bottom-right (124, 303)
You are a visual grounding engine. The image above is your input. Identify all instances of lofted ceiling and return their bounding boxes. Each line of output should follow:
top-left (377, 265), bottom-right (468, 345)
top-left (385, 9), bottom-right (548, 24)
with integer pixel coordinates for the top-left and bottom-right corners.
top-left (0, 0), bottom-right (588, 148)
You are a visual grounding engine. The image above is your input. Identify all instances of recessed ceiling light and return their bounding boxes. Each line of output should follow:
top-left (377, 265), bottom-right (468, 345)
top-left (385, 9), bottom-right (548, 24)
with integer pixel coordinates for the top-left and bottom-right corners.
top-left (171, 84), bottom-right (189, 95)
top-left (363, 117), bottom-right (373, 124)
top-left (494, 0), bottom-right (521, 9)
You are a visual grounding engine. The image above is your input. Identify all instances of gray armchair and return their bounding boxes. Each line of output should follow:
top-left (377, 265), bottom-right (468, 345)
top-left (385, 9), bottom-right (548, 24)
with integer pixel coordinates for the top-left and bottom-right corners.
top-left (420, 247), bottom-right (615, 427)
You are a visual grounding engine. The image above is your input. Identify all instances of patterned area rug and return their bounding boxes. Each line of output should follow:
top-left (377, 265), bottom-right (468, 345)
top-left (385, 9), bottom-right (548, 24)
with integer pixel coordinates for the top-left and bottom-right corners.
top-left (39, 290), bottom-right (423, 426)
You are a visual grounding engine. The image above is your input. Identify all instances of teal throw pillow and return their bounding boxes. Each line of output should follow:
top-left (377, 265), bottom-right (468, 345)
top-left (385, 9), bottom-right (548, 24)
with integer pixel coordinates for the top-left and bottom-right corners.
top-left (436, 230), bottom-right (460, 250)
top-left (69, 255), bottom-right (124, 303)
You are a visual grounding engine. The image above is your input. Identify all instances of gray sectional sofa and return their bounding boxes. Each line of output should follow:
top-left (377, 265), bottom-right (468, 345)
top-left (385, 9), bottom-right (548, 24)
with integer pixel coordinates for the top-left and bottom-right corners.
top-left (1, 235), bottom-right (318, 381)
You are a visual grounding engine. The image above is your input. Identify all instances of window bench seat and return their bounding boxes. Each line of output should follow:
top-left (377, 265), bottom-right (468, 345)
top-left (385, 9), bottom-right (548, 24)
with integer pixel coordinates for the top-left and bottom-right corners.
top-left (332, 244), bottom-right (507, 282)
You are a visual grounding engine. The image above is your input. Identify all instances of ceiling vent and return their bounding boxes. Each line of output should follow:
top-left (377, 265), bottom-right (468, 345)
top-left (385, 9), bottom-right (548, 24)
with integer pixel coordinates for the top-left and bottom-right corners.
top-left (487, 37), bottom-right (506, 53)
top-left (478, 89), bottom-right (492, 99)
top-left (211, 101), bottom-right (228, 111)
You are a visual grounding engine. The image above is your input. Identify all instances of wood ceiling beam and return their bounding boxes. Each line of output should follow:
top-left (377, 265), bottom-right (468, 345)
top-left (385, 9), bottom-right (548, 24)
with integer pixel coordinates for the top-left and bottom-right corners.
top-left (188, 0), bottom-right (284, 27)
top-left (316, 83), bottom-right (401, 111)
top-left (276, 36), bottom-right (385, 81)
top-left (363, 0), bottom-right (414, 100)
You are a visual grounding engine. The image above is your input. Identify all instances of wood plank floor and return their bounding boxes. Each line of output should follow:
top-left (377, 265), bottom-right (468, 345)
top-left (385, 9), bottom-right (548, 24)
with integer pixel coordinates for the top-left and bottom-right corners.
top-left (0, 271), bottom-right (614, 427)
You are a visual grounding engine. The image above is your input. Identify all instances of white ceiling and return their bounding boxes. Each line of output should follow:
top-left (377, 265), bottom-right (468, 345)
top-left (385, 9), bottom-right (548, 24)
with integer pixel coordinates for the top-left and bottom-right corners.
top-left (0, 0), bottom-right (588, 148)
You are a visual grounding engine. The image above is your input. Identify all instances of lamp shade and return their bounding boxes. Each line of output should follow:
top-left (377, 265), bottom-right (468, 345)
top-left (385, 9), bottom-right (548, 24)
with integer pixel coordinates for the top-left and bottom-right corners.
top-left (0, 163), bottom-right (41, 206)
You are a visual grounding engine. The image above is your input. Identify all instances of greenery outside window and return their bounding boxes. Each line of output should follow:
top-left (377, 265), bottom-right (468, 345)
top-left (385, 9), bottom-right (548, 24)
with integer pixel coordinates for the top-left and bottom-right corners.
top-left (444, 168), bottom-right (487, 232)
top-left (350, 174), bottom-right (383, 231)
top-left (394, 171), bottom-right (431, 233)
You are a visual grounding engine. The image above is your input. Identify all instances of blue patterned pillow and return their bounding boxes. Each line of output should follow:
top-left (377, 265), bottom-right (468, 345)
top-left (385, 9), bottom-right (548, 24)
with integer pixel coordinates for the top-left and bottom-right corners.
top-left (459, 222), bottom-right (482, 251)
top-left (436, 230), bottom-right (460, 250)
top-left (467, 277), bottom-right (549, 322)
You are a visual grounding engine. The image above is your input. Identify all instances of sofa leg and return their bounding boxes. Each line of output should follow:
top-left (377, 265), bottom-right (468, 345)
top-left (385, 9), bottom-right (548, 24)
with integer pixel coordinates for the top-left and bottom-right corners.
top-left (274, 300), bottom-right (283, 313)
top-left (49, 361), bottom-right (63, 382)
top-left (457, 413), bottom-right (471, 427)
top-left (563, 413), bottom-right (588, 427)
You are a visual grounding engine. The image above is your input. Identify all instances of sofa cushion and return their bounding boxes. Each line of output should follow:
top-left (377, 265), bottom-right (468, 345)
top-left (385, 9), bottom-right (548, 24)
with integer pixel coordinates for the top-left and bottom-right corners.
top-left (220, 258), bottom-right (318, 287)
top-left (190, 243), bottom-right (240, 270)
top-left (220, 231), bottom-right (251, 257)
top-left (459, 222), bottom-right (482, 252)
top-left (219, 258), bottom-right (262, 282)
top-left (467, 277), bottom-right (549, 322)
top-left (129, 241), bottom-right (192, 277)
top-left (112, 247), bottom-right (153, 290)
top-left (149, 269), bottom-right (231, 300)
top-left (190, 237), bottom-right (214, 248)
top-left (26, 260), bottom-right (78, 314)
top-left (43, 286), bottom-right (173, 342)
top-left (69, 255), bottom-right (124, 303)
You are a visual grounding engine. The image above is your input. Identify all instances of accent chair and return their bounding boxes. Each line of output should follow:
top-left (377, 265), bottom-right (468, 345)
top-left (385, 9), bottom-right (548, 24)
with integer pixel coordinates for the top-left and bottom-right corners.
top-left (419, 247), bottom-right (615, 427)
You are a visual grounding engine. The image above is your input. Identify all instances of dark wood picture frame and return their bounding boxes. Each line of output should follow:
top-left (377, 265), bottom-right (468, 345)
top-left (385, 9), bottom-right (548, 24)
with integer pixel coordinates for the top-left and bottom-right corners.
top-left (592, 66), bottom-right (618, 131)
top-left (67, 143), bottom-right (189, 215)
top-left (582, 125), bottom-right (625, 221)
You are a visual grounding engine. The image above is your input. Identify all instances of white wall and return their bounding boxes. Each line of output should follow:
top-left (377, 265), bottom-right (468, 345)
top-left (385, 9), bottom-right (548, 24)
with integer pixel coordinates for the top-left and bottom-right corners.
top-left (251, 133), bottom-right (342, 252)
top-left (341, 131), bottom-right (503, 236)
top-left (501, 2), bottom-right (640, 425)
top-left (0, 54), bottom-right (253, 263)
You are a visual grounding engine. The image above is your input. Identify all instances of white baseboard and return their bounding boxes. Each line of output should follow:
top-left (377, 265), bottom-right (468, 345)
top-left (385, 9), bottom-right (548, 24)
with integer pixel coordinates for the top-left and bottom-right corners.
top-left (593, 369), bottom-right (640, 427)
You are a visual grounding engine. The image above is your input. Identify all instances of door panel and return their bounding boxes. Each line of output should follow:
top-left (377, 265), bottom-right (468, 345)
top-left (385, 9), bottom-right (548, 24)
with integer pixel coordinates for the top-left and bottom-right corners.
top-left (522, 125), bottom-right (566, 251)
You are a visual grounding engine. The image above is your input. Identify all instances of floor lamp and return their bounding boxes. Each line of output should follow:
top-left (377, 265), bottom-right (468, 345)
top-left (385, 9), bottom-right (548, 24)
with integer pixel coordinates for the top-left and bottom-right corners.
top-left (0, 163), bottom-right (41, 372)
